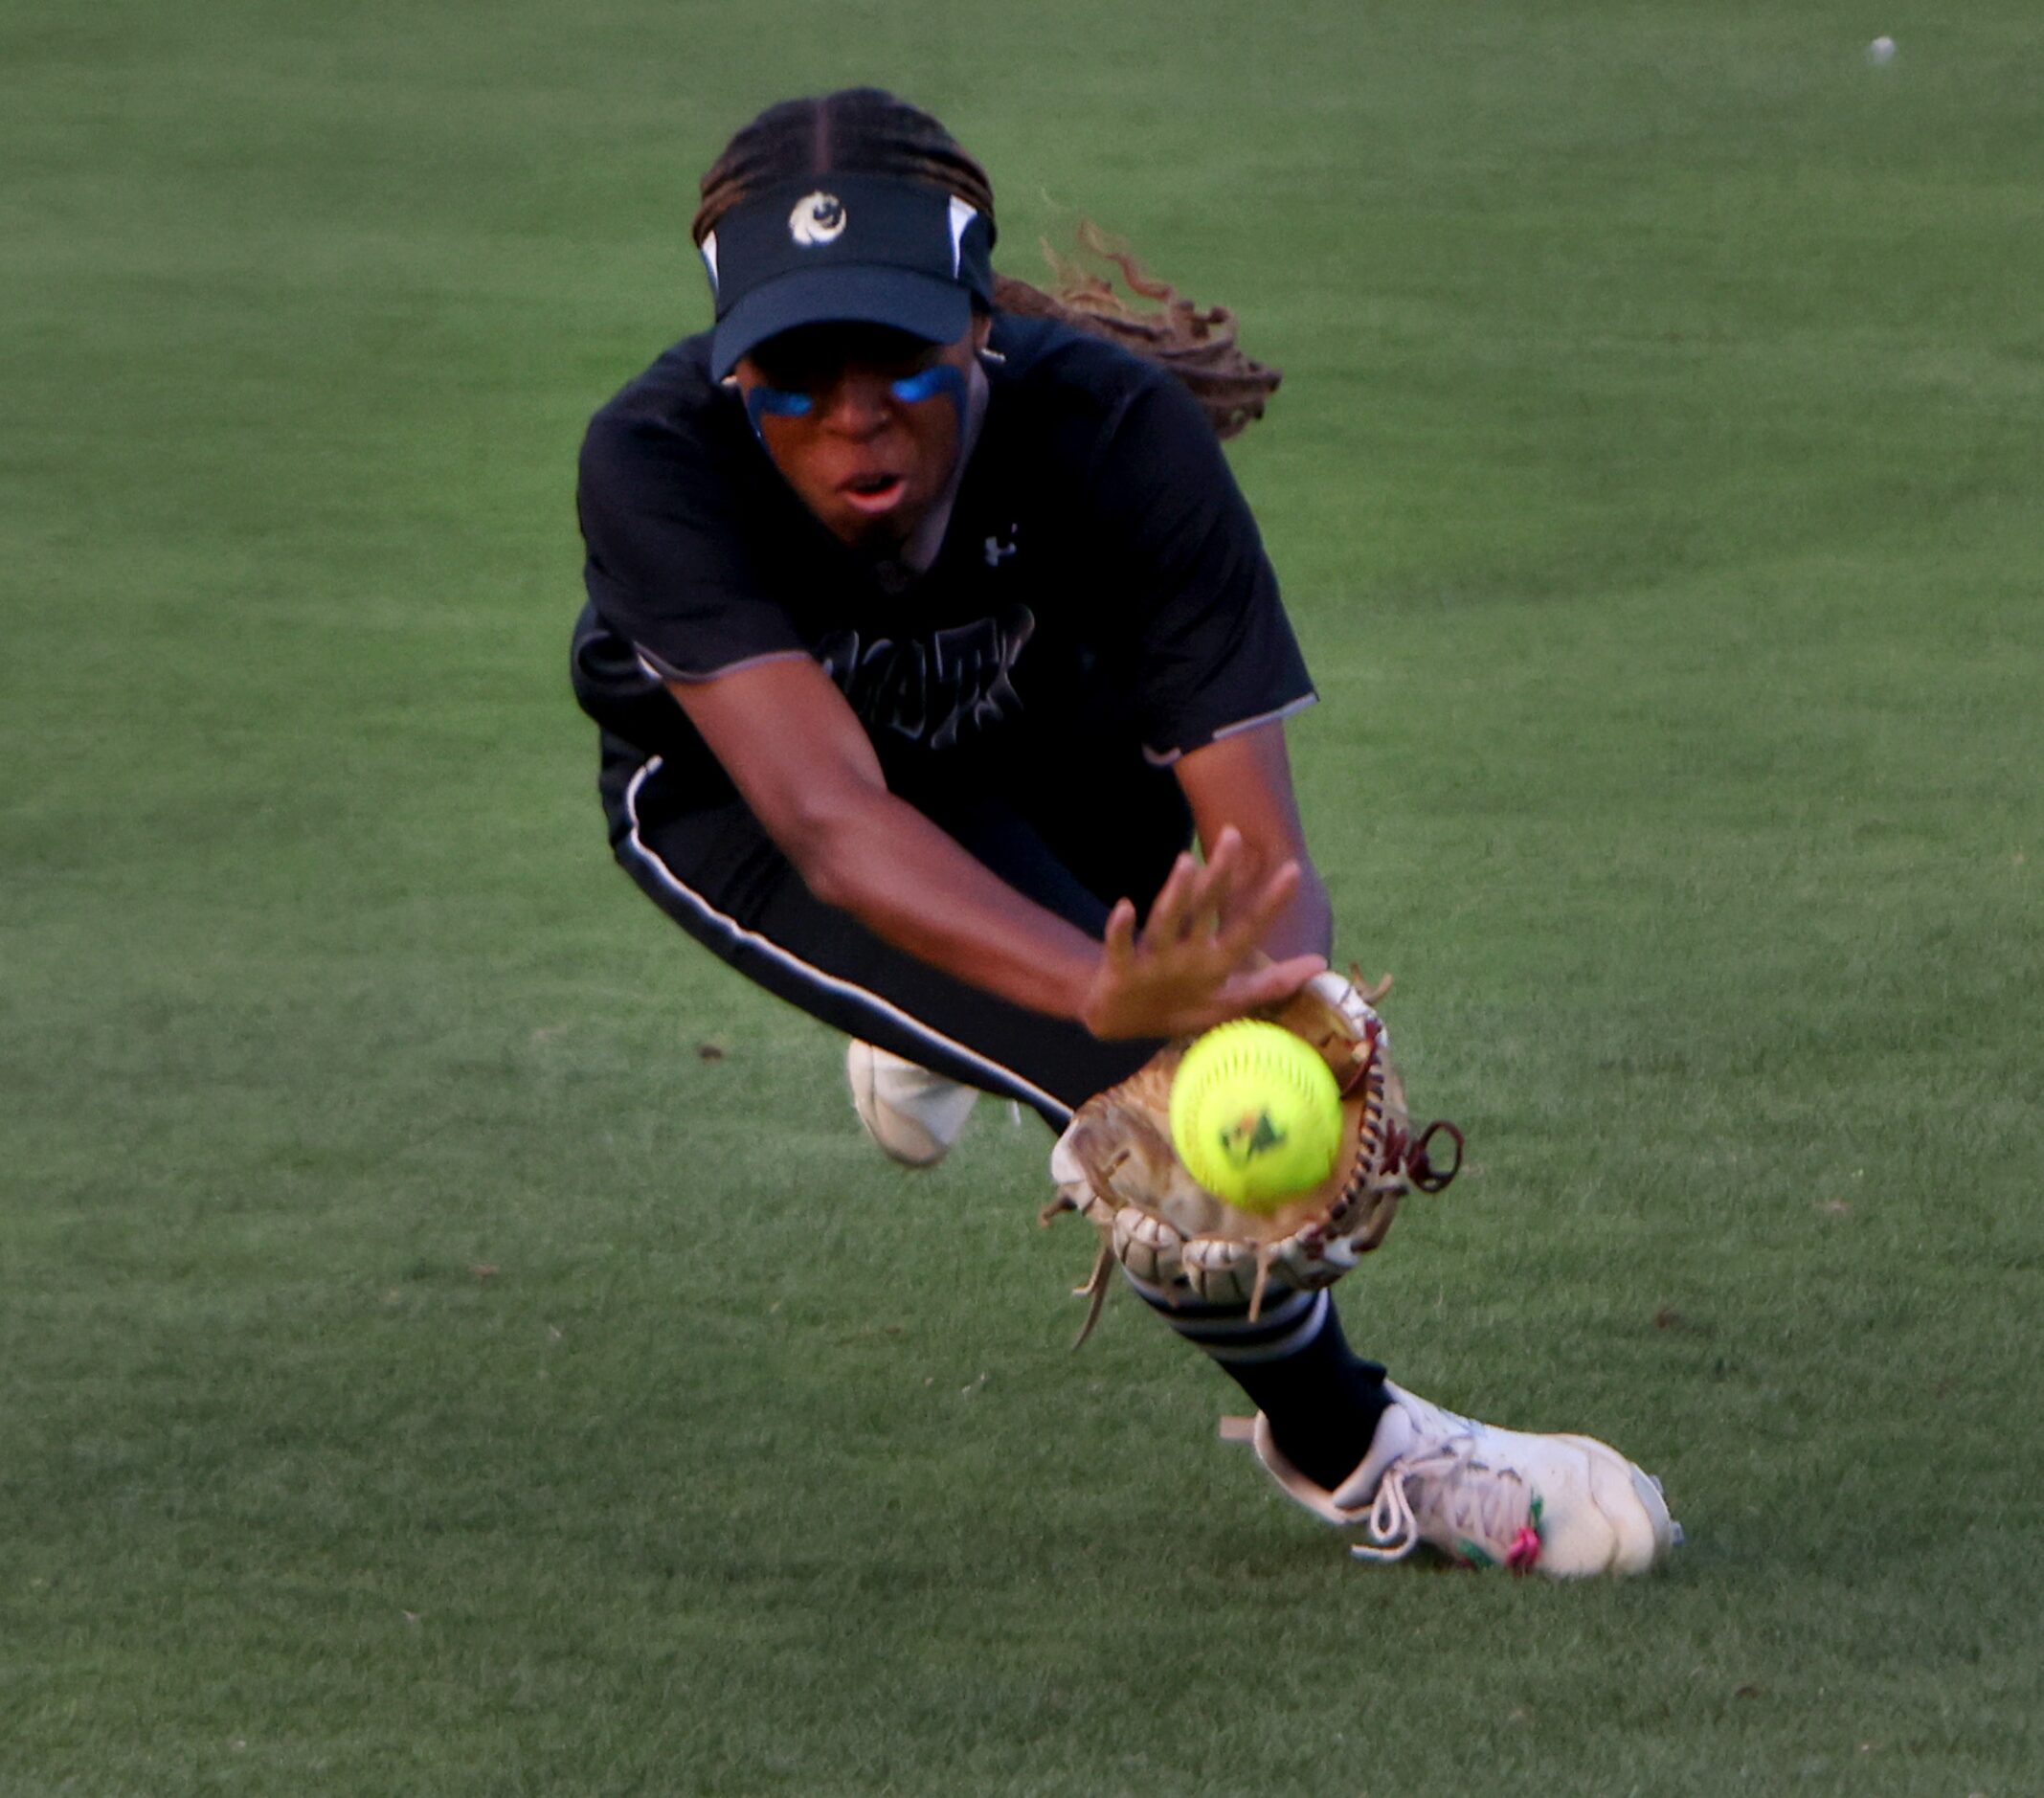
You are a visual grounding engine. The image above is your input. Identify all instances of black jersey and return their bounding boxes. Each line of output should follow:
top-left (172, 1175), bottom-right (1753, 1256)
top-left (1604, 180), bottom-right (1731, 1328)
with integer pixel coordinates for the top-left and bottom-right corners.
top-left (571, 313), bottom-right (1314, 816)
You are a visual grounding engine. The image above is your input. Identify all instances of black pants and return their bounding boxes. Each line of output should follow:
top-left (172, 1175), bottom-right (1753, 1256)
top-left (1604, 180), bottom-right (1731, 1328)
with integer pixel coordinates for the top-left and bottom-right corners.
top-left (598, 734), bottom-right (1193, 1124)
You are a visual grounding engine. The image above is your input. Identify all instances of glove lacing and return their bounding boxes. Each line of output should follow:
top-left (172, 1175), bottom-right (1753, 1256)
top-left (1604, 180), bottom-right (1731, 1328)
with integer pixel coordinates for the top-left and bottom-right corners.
top-left (1355, 1444), bottom-right (1542, 1572)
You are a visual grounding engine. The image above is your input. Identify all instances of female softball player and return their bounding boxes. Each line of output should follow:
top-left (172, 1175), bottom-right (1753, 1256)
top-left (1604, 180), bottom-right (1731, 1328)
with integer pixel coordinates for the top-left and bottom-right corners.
top-left (571, 88), bottom-right (1676, 1575)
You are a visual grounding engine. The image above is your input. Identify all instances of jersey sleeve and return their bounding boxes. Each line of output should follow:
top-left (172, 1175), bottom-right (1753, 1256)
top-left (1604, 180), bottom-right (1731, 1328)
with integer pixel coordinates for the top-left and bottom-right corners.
top-left (1089, 373), bottom-right (1315, 764)
top-left (576, 405), bottom-right (808, 684)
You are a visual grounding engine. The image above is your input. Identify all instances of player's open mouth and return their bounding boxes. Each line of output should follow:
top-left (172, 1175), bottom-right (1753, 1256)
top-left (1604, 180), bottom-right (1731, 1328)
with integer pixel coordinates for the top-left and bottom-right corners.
top-left (841, 474), bottom-right (908, 514)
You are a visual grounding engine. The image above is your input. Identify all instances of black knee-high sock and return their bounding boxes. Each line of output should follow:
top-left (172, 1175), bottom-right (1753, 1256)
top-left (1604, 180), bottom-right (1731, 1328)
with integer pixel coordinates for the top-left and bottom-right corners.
top-left (1129, 1276), bottom-right (1390, 1492)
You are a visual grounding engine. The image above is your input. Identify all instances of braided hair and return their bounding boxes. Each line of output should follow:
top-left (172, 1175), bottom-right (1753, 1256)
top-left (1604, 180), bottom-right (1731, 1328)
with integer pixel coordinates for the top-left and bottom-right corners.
top-left (692, 88), bottom-right (1281, 439)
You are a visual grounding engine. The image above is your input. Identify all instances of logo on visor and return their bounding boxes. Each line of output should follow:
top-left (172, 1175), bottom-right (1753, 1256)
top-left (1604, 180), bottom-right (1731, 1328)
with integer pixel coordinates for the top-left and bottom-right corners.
top-left (790, 192), bottom-right (847, 246)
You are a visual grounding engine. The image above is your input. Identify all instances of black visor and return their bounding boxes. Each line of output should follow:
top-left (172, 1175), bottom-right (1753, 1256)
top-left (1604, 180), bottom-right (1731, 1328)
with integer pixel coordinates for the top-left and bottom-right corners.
top-left (701, 173), bottom-right (997, 378)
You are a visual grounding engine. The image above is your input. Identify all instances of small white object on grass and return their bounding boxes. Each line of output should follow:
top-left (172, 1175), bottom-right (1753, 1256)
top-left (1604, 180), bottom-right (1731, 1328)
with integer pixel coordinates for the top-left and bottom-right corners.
top-left (1866, 35), bottom-right (1897, 66)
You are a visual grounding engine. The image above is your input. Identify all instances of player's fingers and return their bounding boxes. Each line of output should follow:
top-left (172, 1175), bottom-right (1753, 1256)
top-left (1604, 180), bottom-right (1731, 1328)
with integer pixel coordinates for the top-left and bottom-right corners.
top-left (1190, 829), bottom-right (1243, 935)
top-left (1101, 896), bottom-right (1137, 970)
top-left (1199, 825), bottom-right (1243, 881)
top-left (1175, 953), bottom-right (1324, 1036)
top-left (1222, 951), bottom-right (1327, 1013)
top-left (1144, 852), bottom-right (1199, 944)
top-left (1215, 858), bottom-right (1302, 960)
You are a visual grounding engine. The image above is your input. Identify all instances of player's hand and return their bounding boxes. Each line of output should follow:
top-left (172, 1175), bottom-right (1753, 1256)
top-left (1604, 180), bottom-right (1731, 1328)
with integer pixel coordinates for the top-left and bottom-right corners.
top-left (1077, 827), bottom-right (1327, 1041)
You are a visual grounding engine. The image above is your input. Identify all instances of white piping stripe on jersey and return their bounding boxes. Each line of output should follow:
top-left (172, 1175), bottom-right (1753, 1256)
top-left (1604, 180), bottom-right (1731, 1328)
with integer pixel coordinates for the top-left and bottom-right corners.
top-left (634, 644), bottom-right (815, 686)
top-left (620, 755), bottom-right (1073, 1124)
top-left (1140, 691), bottom-right (1319, 768)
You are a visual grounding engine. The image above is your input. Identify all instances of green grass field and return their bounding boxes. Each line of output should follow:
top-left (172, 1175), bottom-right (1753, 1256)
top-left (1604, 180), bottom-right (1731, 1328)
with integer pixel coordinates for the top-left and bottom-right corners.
top-left (5, 2), bottom-right (2041, 1792)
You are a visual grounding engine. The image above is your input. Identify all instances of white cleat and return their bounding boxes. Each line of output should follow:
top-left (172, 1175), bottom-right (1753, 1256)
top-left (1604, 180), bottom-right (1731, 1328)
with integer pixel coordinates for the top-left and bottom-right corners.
top-left (845, 1040), bottom-right (978, 1169)
top-left (1224, 1381), bottom-right (1681, 1578)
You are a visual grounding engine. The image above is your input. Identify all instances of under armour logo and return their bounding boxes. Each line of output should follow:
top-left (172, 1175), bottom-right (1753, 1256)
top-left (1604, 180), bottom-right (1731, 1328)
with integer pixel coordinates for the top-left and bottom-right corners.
top-left (983, 523), bottom-right (1020, 568)
top-left (790, 192), bottom-right (846, 246)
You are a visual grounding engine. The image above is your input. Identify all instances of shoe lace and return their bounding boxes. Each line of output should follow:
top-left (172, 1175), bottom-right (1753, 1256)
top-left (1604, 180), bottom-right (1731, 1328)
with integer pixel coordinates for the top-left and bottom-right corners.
top-left (1353, 1440), bottom-right (1542, 1572)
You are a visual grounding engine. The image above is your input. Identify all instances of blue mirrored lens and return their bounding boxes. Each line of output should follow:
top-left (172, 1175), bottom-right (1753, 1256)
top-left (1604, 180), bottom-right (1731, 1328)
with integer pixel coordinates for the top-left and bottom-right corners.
top-left (752, 387), bottom-right (815, 417)
top-left (888, 367), bottom-right (950, 405)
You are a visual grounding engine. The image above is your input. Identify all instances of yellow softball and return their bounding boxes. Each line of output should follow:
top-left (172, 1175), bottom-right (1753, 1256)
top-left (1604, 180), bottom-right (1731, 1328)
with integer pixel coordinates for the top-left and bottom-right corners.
top-left (1168, 1020), bottom-right (1343, 1213)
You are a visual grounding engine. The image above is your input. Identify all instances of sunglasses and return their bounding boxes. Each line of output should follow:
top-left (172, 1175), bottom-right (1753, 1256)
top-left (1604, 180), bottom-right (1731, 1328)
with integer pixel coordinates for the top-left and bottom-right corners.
top-left (743, 361), bottom-right (965, 442)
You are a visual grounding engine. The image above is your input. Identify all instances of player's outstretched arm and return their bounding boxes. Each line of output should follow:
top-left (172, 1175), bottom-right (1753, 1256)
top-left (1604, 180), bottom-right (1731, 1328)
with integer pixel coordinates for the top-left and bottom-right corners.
top-left (665, 657), bottom-right (1314, 1038)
